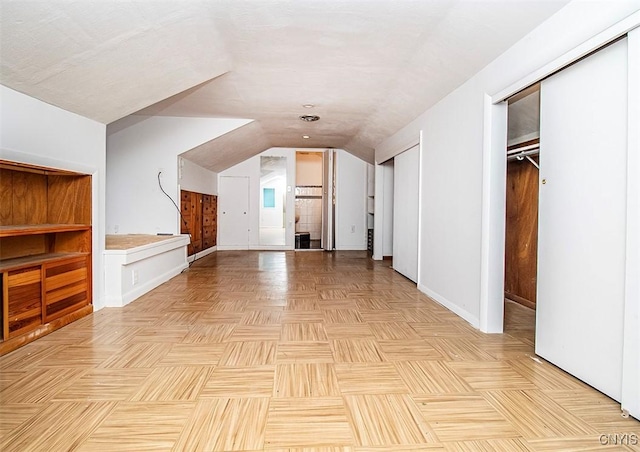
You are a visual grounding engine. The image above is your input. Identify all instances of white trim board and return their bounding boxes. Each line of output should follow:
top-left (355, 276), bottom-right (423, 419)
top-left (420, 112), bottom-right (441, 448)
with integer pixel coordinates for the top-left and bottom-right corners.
top-left (480, 10), bottom-right (640, 335)
top-left (104, 235), bottom-right (189, 307)
top-left (188, 245), bottom-right (217, 263)
top-left (419, 283), bottom-right (479, 329)
top-left (493, 10), bottom-right (640, 103)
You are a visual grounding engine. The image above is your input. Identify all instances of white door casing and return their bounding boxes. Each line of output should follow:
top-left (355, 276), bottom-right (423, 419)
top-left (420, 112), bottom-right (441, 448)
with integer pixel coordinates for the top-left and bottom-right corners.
top-left (322, 149), bottom-right (334, 250)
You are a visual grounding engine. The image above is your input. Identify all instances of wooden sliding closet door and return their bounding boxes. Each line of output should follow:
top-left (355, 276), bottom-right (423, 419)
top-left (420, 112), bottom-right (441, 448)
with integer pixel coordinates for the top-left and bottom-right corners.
top-left (536, 38), bottom-right (628, 401)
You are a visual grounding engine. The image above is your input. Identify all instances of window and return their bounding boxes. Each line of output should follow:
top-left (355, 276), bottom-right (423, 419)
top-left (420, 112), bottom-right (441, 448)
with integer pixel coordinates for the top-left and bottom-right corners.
top-left (263, 188), bottom-right (275, 208)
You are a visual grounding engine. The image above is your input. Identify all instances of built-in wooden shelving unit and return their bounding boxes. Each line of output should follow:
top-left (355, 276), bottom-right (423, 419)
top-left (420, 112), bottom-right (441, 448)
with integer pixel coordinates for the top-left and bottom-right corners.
top-left (0, 160), bottom-right (92, 355)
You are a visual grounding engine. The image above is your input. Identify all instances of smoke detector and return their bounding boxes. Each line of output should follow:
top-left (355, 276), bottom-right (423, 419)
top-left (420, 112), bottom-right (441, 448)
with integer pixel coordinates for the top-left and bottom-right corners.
top-left (299, 115), bottom-right (320, 122)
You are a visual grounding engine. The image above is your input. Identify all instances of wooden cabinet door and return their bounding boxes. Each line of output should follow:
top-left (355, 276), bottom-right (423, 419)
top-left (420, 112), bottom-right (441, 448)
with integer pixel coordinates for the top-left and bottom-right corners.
top-left (5, 267), bottom-right (42, 338)
top-left (181, 190), bottom-right (203, 255)
top-left (181, 190), bottom-right (218, 254)
top-left (211, 196), bottom-right (218, 246)
top-left (201, 194), bottom-right (218, 251)
top-left (43, 256), bottom-right (90, 322)
top-left (191, 192), bottom-right (203, 254)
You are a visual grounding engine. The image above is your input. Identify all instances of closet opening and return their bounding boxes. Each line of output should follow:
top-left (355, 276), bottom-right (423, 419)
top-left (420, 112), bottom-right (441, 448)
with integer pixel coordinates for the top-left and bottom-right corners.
top-left (503, 83), bottom-right (540, 343)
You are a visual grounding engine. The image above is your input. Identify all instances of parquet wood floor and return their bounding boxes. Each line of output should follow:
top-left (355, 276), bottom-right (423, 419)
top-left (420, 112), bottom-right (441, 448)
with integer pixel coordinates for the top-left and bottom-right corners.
top-left (1, 251), bottom-right (638, 451)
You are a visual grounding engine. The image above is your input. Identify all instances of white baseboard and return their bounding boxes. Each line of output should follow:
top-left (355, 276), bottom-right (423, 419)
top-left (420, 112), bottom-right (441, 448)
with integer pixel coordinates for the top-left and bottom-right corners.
top-left (418, 283), bottom-right (480, 329)
top-left (216, 245), bottom-right (296, 251)
top-left (189, 246), bottom-right (216, 262)
top-left (123, 263), bottom-right (188, 305)
top-left (216, 245), bottom-right (249, 251)
top-left (249, 245), bottom-right (293, 251)
top-left (103, 235), bottom-right (189, 308)
top-left (105, 262), bottom-right (187, 307)
top-left (334, 245), bottom-right (368, 251)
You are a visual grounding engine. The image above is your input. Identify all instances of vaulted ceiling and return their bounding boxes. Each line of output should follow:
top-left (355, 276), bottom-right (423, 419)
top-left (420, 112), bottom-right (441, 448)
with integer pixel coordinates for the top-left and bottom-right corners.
top-left (1, 0), bottom-right (568, 171)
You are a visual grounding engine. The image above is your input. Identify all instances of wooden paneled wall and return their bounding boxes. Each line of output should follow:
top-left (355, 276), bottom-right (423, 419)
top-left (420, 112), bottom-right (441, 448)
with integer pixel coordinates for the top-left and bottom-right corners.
top-left (0, 169), bottom-right (47, 225)
top-left (48, 175), bottom-right (92, 224)
top-left (504, 158), bottom-right (539, 308)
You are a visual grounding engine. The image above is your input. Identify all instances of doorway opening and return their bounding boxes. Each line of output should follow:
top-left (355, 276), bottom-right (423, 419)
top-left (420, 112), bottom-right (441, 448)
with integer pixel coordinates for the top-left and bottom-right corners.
top-left (259, 156), bottom-right (287, 247)
top-left (295, 151), bottom-right (323, 250)
top-left (503, 84), bottom-right (540, 344)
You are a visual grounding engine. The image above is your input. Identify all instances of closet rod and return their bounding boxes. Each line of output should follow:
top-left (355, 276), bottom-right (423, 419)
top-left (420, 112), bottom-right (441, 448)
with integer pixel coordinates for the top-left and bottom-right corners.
top-left (507, 148), bottom-right (540, 169)
top-left (506, 148), bottom-right (539, 160)
top-left (506, 143), bottom-right (539, 155)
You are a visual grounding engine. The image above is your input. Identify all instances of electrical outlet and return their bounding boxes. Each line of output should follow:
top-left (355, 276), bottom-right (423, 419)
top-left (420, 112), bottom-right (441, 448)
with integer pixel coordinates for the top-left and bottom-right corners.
top-left (114, 224), bottom-right (119, 233)
top-left (132, 270), bottom-right (139, 285)
top-left (351, 225), bottom-right (356, 233)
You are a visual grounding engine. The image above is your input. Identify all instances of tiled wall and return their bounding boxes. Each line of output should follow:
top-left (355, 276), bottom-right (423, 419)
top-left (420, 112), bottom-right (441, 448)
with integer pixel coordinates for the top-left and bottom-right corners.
top-left (295, 186), bottom-right (322, 240)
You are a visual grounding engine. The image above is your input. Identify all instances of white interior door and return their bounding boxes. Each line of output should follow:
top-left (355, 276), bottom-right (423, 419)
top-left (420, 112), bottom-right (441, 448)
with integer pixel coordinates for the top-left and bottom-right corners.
top-left (322, 149), bottom-right (334, 250)
top-left (537, 38), bottom-right (628, 401)
top-left (218, 176), bottom-right (250, 248)
top-left (393, 145), bottom-right (419, 282)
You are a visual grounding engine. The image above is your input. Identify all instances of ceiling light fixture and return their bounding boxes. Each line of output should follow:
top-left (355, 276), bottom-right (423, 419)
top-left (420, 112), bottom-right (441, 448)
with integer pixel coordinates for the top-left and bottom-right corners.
top-left (299, 115), bottom-right (320, 122)
top-left (303, 104), bottom-right (315, 109)
top-left (302, 135), bottom-right (310, 139)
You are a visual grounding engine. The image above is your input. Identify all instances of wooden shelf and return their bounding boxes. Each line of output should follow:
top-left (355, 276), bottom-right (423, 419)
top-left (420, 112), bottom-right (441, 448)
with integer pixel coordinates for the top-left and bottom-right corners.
top-left (0, 224), bottom-right (91, 237)
top-left (0, 252), bottom-right (90, 273)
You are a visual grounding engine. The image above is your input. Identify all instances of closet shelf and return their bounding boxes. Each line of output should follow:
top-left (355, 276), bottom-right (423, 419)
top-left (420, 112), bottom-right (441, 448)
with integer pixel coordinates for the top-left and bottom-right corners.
top-left (0, 252), bottom-right (90, 272)
top-left (0, 224), bottom-right (91, 237)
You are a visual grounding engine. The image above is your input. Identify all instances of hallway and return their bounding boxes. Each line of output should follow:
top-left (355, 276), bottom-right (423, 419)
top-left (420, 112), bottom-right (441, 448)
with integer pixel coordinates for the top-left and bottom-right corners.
top-left (1, 251), bottom-right (637, 451)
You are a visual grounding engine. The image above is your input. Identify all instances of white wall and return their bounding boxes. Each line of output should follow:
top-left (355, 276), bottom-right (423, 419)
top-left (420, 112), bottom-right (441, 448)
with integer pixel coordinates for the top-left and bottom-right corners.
top-left (219, 148), bottom-right (297, 249)
top-left (0, 85), bottom-right (107, 310)
top-left (106, 116), bottom-right (249, 234)
top-left (179, 157), bottom-right (218, 195)
top-left (375, 1), bottom-right (640, 328)
top-left (104, 236), bottom-right (189, 307)
top-left (335, 149), bottom-right (368, 251)
top-left (219, 147), bottom-right (369, 251)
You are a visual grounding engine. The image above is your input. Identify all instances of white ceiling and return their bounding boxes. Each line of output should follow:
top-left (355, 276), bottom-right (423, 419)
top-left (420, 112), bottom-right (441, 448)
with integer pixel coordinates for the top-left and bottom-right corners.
top-left (1, 0), bottom-right (568, 171)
